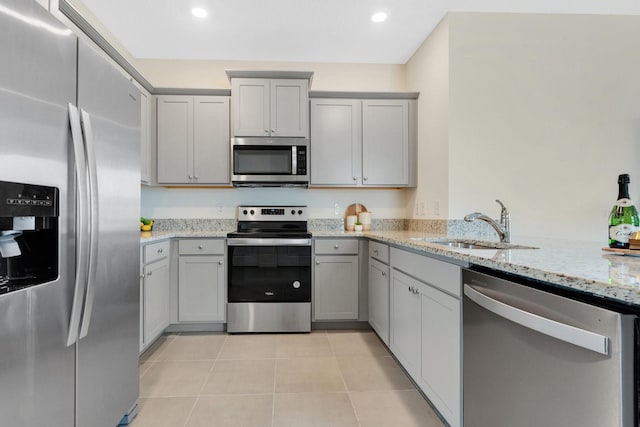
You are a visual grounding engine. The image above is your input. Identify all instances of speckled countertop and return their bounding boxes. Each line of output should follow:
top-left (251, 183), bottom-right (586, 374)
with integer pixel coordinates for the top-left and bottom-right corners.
top-left (141, 229), bottom-right (640, 310)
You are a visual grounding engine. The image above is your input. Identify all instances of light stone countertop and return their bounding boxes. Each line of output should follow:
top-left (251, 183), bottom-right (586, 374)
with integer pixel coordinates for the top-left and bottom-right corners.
top-left (141, 229), bottom-right (640, 310)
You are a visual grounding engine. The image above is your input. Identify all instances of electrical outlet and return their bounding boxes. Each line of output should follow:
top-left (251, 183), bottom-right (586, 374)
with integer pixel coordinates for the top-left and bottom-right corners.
top-left (334, 202), bottom-right (340, 216)
top-left (433, 200), bottom-right (440, 216)
top-left (414, 203), bottom-right (419, 216)
top-left (216, 203), bottom-right (223, 216)
top-left (419, 201), bottom-right (426, 216)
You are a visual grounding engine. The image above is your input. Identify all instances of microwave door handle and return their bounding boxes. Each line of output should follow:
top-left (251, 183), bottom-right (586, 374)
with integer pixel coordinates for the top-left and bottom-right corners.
top-left (66, 104), bottom-right (90, 347)
top-left (463, 284), bottom-right (610, 355)
top-left (291, 146), bottom-right (297, 175)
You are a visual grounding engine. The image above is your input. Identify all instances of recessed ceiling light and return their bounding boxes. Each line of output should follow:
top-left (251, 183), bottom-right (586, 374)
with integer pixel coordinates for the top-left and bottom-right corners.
top-left (191, 7), bottom-right (208, 18)
top-left (371, 11), bottom-right (387, 23)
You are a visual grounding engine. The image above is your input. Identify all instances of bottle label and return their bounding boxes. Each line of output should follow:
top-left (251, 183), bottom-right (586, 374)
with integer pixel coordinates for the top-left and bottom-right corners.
top-left (609, 223), bottom-right (638, 243)
top-left (615, 198), bottom-right (634, 207)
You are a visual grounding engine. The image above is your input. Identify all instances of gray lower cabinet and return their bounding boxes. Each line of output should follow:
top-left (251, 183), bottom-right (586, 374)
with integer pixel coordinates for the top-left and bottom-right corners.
top-left (140, 240), bottom-right (171, 353)
top-left (313, 239), bottom-right (359, 320)
top-left (368, 241), bottom-right (390, 344)
top-left (177, 239), bottom-right (226, 322)
top-left (390, 247), bottom-right (462, 427)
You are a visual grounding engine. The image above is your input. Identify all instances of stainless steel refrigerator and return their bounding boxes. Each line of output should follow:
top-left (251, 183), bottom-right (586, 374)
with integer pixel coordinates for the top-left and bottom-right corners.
top-left (0, 0), bottom-right (140, 426)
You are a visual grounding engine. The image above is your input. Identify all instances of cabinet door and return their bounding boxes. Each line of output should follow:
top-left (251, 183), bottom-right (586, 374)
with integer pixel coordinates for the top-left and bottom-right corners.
top-left (390, 269), bottom-right (421, 378)
top-left (143, 257), bottom-right (170, 345)
top-left (314, 255), bottom-right (359, 320)
top-left (232, 78), bottom-right (270, 137)
top-left (420, 286), bottom-right (461, 427)
top-left (193, 96), bottom-right (230, 184)
top-left (139, 247), bottom-right (144, 353)
top-left (270, 79), bottom-right (308, 137)
top-left (362, 100), bottom-right (409, 186)
top-left (368, 258), bottom-right (390, 345)
top-left (140, 91), bottom-right (151, 184)
top-left (157, 95), bottom-right (193, 183)
top-left (178, 255), bottom-right (225, 322)
top-left (310, 99), bottom-right (361, 186)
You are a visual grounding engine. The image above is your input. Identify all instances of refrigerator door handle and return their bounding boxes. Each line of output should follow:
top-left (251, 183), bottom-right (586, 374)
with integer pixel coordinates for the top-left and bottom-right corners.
top-left (463, 283), bottom-right (610, 355)
top-left (78, 109), bottom-right (100, 339)
top-left (66, 103), bottom-right (90, 347)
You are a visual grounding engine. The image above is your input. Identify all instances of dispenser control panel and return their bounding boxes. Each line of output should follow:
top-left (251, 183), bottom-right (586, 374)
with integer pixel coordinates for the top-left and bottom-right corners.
top-left (0, 181), bottom-right (58, 217)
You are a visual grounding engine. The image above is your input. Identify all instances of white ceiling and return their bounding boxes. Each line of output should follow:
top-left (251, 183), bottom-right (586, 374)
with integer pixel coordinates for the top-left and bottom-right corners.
top-left (79, 0), bottom-right (640, 64)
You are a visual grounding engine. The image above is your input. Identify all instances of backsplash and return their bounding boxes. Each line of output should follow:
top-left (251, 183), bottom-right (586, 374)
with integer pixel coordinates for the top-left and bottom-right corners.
top-left (151, 218), bottom-right (237, 232)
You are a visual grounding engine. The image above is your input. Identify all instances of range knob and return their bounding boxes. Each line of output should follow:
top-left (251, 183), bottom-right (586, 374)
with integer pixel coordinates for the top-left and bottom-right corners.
top-left (292, 280), bottom-right (301, 289)
top-left (298, 209), bottom-right (303, 215)
top-left (243, 209), bottom-right (248, 215)
top-left (250, 209), bottom-right (255, 215)
top-left (291, 209), bottom-right (296, 215)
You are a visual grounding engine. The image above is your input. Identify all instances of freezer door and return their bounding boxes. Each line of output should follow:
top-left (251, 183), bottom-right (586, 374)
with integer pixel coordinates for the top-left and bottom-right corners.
top-left (75, 41), bottom-right (141, 427)
top-left (0, 0), bottom-right (77, 426)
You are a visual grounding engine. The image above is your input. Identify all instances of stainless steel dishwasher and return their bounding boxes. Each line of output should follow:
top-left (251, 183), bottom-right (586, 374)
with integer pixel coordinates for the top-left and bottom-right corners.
top-left (463, 269), bottom-right (636, 427)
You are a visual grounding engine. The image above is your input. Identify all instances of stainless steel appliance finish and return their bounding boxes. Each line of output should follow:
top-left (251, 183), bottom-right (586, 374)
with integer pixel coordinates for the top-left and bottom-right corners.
top-left (227, 206), bottom-right (312, 333)
top-left (0, 1), bottom-right (140, 425)
top-left (231, 137), bottom-right (309, 186)
top-left (463, 269), bottom-right (635, 427)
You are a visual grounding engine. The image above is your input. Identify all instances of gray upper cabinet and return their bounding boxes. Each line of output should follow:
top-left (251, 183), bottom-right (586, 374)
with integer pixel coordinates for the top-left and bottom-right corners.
top-left (157, 95), bottom-right (230, 185)
top-left (310, 98), bottom-right (414, 187)
top-left (231, 78), bottom-right (309, 137)
top-left (362, 100), bottom-right (409, 186)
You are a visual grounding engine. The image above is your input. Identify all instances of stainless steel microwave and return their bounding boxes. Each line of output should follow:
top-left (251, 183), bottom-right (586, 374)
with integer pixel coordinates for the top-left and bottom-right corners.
top-left (231, 137), bottom-right (309, 187)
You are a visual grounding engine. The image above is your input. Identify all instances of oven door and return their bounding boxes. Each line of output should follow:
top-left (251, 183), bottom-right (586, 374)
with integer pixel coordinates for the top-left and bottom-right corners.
top-left (227, 238), bottom-right (311, 303)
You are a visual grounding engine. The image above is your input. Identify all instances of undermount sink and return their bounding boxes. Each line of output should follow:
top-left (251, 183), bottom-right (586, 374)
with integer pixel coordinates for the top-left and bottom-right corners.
top-left (410, 237), bottom-right (538, 250)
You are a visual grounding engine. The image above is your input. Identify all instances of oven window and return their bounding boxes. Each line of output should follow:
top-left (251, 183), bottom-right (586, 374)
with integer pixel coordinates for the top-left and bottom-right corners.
top-left (233, 147), bottom-right (292, 175)
top-left (228, 245), bottom-right (311, 302)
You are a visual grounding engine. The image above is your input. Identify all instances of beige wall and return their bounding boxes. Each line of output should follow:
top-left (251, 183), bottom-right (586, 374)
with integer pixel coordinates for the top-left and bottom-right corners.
top-left (134, 59), bottom-right (407, 92)
top-left (405, 16), bottom-right (450, 219)
top-left (448, 13), bottom-right (640, 240)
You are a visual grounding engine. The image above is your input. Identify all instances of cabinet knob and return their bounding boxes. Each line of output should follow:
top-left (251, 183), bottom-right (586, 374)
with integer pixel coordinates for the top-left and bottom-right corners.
top-left (353, 177), bottom-right (357, 181)
top-left (198, 245), bottom-right (204, 250)
top-left (382, 271), bottom-right (386, 277)
top-left (157, 248), bottom-right (163, 254)
top-left (264, 129), bottom-right (269, 134)
top-left (334, 245), bottom-right (339, 249)
top-left (188, 175), bottom-right (193, 180)
top-left (140, 273), bottom-right (145, 279)
top-left (147, 271), bottom-right (153, 277)
top-left (364, 177), bottom-right (368, 181)
top-left (271, 129), bottom-right (275, 134)
top-left (218, 260), bottom-right (223, 265)
top-left (316, 260), bottom-right (320, 265)
top-left (373, 249), bottom-right (379, 254)
top-left (194, 175), bottom-right (199, 181)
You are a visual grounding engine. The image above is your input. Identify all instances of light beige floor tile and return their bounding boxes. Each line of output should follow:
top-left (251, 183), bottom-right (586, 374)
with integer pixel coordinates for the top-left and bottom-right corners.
top-left (129, 397), bottom-right (196, 427)
top-left (273, 392), bottom-right (359, 427)
top-left (154, 333), bottom-right (226, 361)
top-left (350, 390), bottom-right (445, 427)
top-left (276, 333), bottom-right (333, 358)
top-left (338, 356), bottom-right (415, 391)
top-left (140, 334), bottom-right (176, 362)
top-left (186, 395), bottom-right (273, 427)
top-left (139, 361), bottom-right (214, 397)
top-left (201, 359), bottom-right (275, 394)
top-left (139, 358), bottom-right (154, 378)
top-left (327, 331), bottom-right (390, 357)
top-left (275, 357), bottom-right (345, 393)
top-left (218, 334), bottom-right (277, 359)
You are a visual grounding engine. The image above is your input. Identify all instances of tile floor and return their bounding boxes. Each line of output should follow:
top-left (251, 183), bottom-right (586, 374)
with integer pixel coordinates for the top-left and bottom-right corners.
top-left (133, 330), bottom-right (445, 427)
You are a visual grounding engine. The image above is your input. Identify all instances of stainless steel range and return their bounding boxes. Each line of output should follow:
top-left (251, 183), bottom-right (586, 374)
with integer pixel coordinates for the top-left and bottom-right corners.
top-left (227, 206), bottom-right (311, 333)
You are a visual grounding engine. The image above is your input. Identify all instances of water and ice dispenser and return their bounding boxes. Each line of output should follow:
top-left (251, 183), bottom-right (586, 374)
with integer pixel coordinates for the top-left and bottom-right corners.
top-left (0, 181), bottom-right (58, 294)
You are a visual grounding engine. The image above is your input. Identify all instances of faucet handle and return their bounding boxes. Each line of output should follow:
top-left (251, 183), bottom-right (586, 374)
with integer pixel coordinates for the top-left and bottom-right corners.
top-left (495, 199), bottom-right (509, 224)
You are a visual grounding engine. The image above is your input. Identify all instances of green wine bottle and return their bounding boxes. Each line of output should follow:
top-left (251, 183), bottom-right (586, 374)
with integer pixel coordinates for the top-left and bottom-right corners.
top-left (608, 174), bottom-right (639, 249)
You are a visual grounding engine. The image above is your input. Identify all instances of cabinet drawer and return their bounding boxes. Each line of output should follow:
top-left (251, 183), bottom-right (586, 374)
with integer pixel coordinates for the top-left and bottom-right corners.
top-left (178, 239), bottom-right (224, 255)
top-left (315, 239), bottom-right (358, 255)
top-left (144, 240), bottom-right (170, 264)
top-left (369, 241), bottom-right (389, 264)
top-left (390, 248), bottom-right (461, 297)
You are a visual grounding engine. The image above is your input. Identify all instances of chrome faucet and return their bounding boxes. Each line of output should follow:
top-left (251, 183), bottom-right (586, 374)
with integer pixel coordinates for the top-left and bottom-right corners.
top-left (464, 199), bottom-right (511, 243)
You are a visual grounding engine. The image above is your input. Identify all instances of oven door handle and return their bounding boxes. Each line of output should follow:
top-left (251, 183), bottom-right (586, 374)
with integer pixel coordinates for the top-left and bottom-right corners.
top-left (227, 238), bottom-right (311, 246)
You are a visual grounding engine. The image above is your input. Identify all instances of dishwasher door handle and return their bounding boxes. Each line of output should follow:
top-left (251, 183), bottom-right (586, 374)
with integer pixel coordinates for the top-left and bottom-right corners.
top-left (464, 284), bottom-right (610, 355)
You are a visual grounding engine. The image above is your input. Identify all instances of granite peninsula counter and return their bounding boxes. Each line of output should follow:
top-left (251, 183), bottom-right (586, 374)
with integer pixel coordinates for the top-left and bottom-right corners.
top-left (142, 229), bottom-right (640, 311)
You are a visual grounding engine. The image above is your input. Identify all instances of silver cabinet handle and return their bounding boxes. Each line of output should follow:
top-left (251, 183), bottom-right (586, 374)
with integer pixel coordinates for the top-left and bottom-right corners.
top-left (158, 248), bottom-right (163, 254)
top-left (271, 129), bottom-right (275, 133)
top-left (463, 284), bottom-right (610, 355)
top-left (140, 273), bottom-right (145, 279)
top-left (147, 271), bottom-right (153, 277)
top-left (218, 260), bottom-right (223, 265)
top-left (382, 271), bottom-right (386, 277)
top-left (334, 245), bottom-right (339, 249)
top-left (198, 245), bottom-right (204, 249)
top-left (373, 249), bottom-right (379, 254)
top-left (353, 177), bottom-right (357, 181)
top-left (316, 260), bottom-right (320, 265)
top-left (364, 177), bottom-right (368, 181)
top-left (188, 175), bottom-right (193, 181)
top-left (194, 175), bottom-right (198, 181)
top-left (264, 129), bottom-right (269, 134)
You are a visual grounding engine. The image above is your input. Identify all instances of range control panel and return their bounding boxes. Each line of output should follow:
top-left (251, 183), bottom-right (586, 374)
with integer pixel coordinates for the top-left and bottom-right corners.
top-left (237, 206), bottom-right (307, 222)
